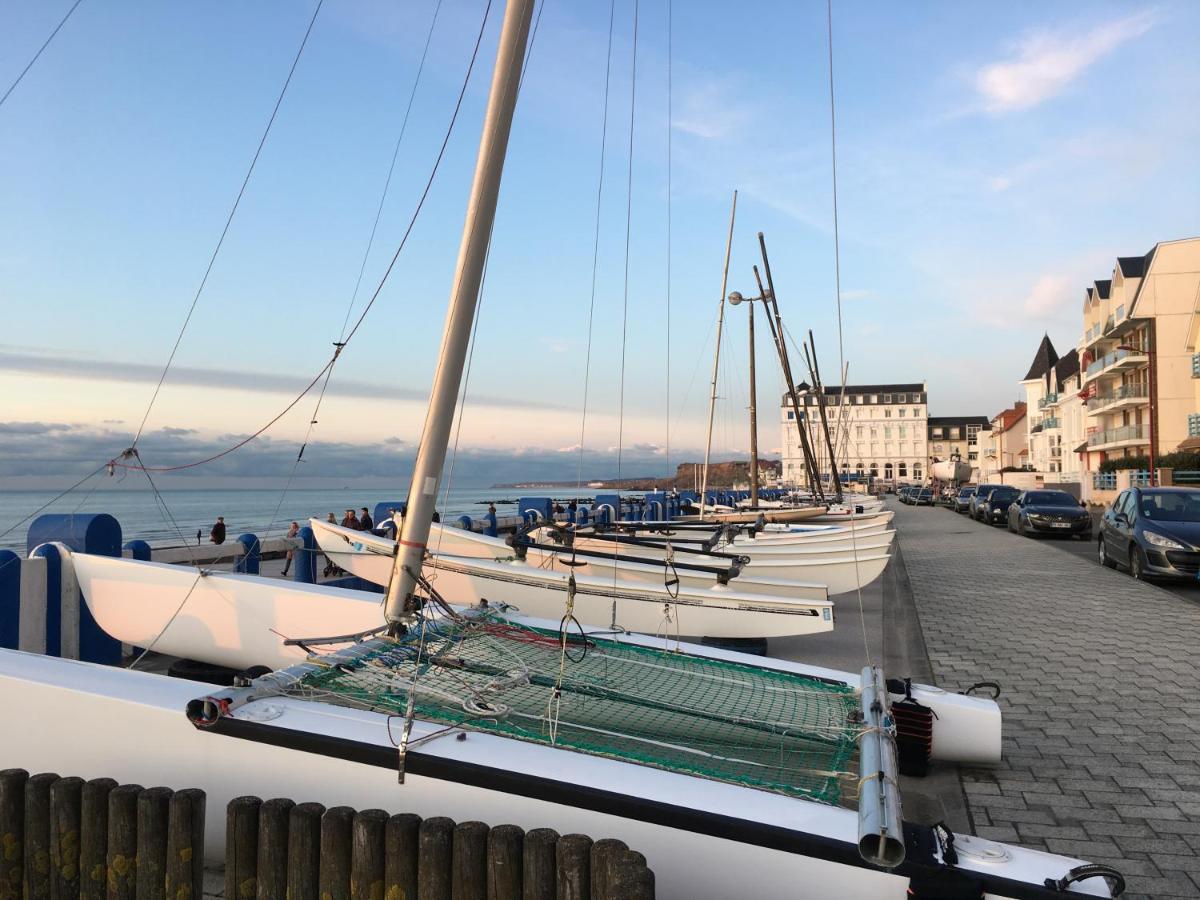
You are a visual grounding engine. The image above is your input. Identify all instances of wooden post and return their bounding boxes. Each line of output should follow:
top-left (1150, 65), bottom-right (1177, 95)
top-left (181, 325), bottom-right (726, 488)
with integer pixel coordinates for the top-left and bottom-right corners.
top-left (136, 786), bottom-right (172, 900)
top-left (256, 798), bottom-right (293, 900)
top-left (520, 828), bottom-right (557, 900)
top-left (318, 806), bottom-right (354, 900)
top-left (24, 771), bottom-right (58, 900)
top-left (587, 839), bottom-right (627, 900)
top-left (383, 813), bottom-right (420, 900)
top-left (225, 796), bottom-right (261, 900)
top-left (106, 783), bottom-right (142, 900)
top-left (49, 775), bottom-right (83, 899)
top-left (451, 821), bottom-right (487, 900)
top-left (416, 817), bottom-right (453, 900)
top-left (0, 769), bottom-right (30, 900)
top-left (165, 788), bottom-right (205, 900)
top-left (484, 824), bottom-right (522, 900)
top-left (350, 809), bottom-right (386, 900)
top-left (612, 851), bottom-right (653, 900)
top-left (78, 778), bottom-right (115, 900)
top-left (286, 803), bottom-right (324, 900)
top-left (554, 835), bottom-right (591, 900)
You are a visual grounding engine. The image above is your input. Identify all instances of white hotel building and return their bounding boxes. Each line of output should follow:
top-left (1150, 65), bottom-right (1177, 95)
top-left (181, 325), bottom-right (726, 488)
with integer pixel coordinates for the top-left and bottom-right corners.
top-left (780, 382), bottom-right (929, 486)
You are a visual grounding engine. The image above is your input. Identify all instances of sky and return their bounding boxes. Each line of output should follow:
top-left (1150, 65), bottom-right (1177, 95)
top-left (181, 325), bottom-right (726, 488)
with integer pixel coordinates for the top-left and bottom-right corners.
top-left (1, 0), bottom-right (1198, 489)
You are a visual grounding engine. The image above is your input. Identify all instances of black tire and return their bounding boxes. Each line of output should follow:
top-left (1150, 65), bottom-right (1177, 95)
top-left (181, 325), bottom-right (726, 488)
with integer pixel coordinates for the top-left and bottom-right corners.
top-left (1098, 537), bottom-right (1116, 568)
top-left (167, 658), bottom-right (242, 686)
top-left (1129, 544), bottom-right (1147, 580)
top-left (1007, 515), bottom-right (1015, 533)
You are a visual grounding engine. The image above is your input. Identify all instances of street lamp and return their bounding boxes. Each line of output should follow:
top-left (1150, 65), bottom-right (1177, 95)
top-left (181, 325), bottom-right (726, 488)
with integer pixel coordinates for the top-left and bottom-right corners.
top-left (728, 289), bottom-right (767, 505)
top-left (1117, 338), bottom-right (1155, 485)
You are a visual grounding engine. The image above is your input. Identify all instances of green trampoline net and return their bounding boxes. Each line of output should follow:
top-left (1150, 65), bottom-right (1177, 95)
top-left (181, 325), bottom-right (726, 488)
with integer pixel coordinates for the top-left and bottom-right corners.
top-left (270, 613), bottom-right (860, 805)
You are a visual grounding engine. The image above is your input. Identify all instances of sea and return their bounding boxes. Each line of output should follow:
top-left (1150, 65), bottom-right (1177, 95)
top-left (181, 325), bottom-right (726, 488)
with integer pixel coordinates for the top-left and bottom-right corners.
top-left (0, 484), bottom-right (614, 553)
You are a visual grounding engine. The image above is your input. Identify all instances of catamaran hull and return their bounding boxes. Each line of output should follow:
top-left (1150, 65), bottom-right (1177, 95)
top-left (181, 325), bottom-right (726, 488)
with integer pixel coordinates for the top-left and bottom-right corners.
top-left (676, 505), bottom-right (828, 524)
top-left (0, 651), bottom-right (1107, 899)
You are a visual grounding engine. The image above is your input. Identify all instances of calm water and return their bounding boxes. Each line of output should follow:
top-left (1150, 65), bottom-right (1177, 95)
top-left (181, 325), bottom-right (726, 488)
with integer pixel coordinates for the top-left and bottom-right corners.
top-left (0, 484), bottom-right (611, 553)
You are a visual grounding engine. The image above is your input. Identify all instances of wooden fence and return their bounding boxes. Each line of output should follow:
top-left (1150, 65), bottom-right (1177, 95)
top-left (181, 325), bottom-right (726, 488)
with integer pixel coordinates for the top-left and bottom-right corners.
top-left (226, 794), bottom-right (654, 900)
top-left (0, 769), bottom-right (205, 900)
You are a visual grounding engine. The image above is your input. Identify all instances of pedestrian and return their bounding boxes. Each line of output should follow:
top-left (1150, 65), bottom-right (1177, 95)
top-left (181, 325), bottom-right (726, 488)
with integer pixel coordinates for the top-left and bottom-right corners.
top-left (209, 516), bottom-right (226, 545)
top-left (281, 521), bottom-right (299, 576)
top-left (326, 512), bottom-right (336, 524)
top-left (487, 502), bottom-right (497, 516)
top-left (358, 507), bottom-right (373, 531)
top-left (341, 509), bottom-right (359, 529)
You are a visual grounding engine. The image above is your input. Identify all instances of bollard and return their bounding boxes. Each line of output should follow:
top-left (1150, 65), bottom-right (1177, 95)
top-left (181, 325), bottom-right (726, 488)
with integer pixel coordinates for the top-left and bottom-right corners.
top-left (136, 786), bottom-right (172, 900)
top-left (589, 838), bottom-right (628, 900)
top-left (318, 806), bottom-right (353, 900)
top-left (286, 802), bottom-right (324, 900)
top-left (225, 796), bottom-right (261, 900)
top-left (451, 820), bottom-right (488, 900)
top-left (234, 534), bottom-right (261, 575)
top-left (256, 797), bottom-right (293, 900)
top-left (0, 550), bottom-right (19, 651)
top-left (294, 527), bottom-right (318, 584)
top-left (27, 544), bottom-right (64, 659)
top-left (485, 824), bottom-right (523, 900)
top-left (49, 776), bottom-right (83, 899)
top-left (483, 512), bottom-right (498, 538)
top-left (166, 788), bottom-right (206, 900)
top-left (521, 828), bottom-right (557, 900)
top-left (555, 834), bottom-right (592, 900)
top-left (106, 783), bottom-right (142, 900)
top-left (122, 540), bottom-right (152, 561)
top-left (349, 809), bottom-right (386, 900)
top-left (0, 769), bottom-right (30, 898)
top-left (79, 777), bottom-right (116, 900)
top-left (416, 817), bottom-right (453, 900)
top-left (382, 813), bottom-right (420, 900)
top-left (23, 771), bottom-right (57, 900)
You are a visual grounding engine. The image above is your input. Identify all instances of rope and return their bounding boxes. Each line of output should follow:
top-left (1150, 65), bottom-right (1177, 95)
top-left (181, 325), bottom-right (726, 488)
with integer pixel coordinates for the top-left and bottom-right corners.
top-left (573, 0), bottom-right (618, 493)
top-left (0, 0), bottom-right (86, 111)
top-left (131, 0), bottom-right (326, 447)
top-left (664, 0), bottom-right (673, 480)
top-left (826, 0), bottom-right (845, 382)
top-left (615, 0), bottom-right (640, 484)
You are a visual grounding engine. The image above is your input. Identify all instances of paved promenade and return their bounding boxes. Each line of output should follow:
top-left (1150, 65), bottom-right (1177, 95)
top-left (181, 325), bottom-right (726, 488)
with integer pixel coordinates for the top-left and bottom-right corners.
top-left (893, 500), bottom-right (1200, 899)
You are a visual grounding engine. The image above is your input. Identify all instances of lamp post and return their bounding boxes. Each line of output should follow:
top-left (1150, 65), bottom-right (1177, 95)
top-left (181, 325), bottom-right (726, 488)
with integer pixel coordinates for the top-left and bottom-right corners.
top-left (1117, 334), bottom-right (1155, 486)
top-left (728, 289), bottom-right (765, 506)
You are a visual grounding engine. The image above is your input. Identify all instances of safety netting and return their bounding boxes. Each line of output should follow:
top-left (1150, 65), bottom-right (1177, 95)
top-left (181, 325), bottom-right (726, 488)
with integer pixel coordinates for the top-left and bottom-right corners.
top-left (269, 612), bottom-right (860, 804)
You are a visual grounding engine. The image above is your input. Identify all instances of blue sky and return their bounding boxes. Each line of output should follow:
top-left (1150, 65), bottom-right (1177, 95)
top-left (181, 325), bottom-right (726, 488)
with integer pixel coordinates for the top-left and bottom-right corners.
top-left (1, 0), bottom-right (1197, 485)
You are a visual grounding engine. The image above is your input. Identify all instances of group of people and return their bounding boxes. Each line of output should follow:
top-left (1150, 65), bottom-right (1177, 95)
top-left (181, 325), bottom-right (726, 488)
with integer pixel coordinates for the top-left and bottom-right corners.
top-left (331, 507), bottom-right (374, 532)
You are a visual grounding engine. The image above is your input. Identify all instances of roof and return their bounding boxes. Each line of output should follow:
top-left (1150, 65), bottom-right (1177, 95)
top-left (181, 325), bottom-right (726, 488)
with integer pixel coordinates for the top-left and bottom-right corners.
top-left (1053, 349), bottom-right (1080, 388)
top-left (796, 383), bottom-right (924, 395)
top-left (928, 415), bottom-right (992, 429)
top-left (1117, 255), bottom-right (1147, 279)
top-left (992, 402), bottom-right (1027, 432)
top-left (1094, 279), bottom-right (1111, 300)
top-left (1022, 334), bottom-right (1059, 382)
top-left (1072, 441), bottom-right (1088, 454)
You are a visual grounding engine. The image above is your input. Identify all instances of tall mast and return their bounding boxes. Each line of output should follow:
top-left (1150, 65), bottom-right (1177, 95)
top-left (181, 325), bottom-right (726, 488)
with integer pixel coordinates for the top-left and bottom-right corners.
top-left (385, 0), bottom-right (535, 627)
top-left (699, 190), bottom-right (738, 520)
top-left (747, 292), bottom-right (759, 505)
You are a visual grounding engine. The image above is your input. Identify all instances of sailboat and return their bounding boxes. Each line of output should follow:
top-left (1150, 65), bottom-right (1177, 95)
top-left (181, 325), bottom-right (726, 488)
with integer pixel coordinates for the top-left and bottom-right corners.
top-left (0, 2), bottom-right (1120, 896)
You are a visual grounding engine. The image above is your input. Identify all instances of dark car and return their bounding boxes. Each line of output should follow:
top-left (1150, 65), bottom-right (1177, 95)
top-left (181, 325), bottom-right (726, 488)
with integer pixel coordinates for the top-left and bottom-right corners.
top-left (898, 486), bottom-right (916, 504)
top-left (976, 486), bottom-right (1020, 524)
top-left (952, 486), bottom-right (975, 514)
top-left (913, 488), bottom-right (934, 506)
top-left (968, 483), bottom-right (1004, 520)
top-left (1098, 487), bottom-right (1200, 580)
top-left (1008, 490), bottom-right (1092, 539)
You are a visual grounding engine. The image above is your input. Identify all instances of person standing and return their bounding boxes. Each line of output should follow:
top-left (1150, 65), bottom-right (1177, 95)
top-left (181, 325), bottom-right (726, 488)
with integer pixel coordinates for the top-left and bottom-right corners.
top-left (341, 509), bottom-right (358, 529)
top-left (209, 516), bottom-right (226, 545)
top-left (358, 507), bottom-right (373, 531)
top-left (281, 521), bottom-right (299, 576)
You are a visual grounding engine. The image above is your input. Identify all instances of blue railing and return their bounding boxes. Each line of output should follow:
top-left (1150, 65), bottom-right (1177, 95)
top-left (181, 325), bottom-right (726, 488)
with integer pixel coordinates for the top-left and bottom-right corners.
top-left (1130, 470), bottom-right (1152, 486)
top-left (1174, 470), bottom-right (1200, 485)
top-left (1092, 472), bottom-right (1117, 490)
top-left (1086, 346), bottom-right (1145, 378)
top-left (1042, 417), bottom-right (1060, 429)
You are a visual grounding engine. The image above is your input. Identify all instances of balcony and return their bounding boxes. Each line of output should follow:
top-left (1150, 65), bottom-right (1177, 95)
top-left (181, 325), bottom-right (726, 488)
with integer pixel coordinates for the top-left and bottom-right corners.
top-left (1030, 423), bottom-right (1043, 434)
top-left (1042, 417), bottom-right (1060, 430)
top-left (1038, 393), bottom-right (1059, 409)
top-left (1086, 383), bottom-right (1148, 414)
top-left (1193, 353), bottom-right (1200, 378)
top-left (1086, 424), bottom-right (1148, 450)
top-left (1084, 346), bottom-right (1148, 382)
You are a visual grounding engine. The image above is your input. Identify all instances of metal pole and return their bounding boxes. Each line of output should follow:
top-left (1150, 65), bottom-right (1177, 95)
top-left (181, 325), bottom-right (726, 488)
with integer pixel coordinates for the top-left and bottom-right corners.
top-left (1148, 325), bottom-right (1157, 486)
top-left (807, 330), bottom-right (843, 502)
top-left (747, 295), bottom-right (759, 506)
top-left (699, 190), bottom-right (738, 520)
top-left (384, 0), bottom-right (535, 627)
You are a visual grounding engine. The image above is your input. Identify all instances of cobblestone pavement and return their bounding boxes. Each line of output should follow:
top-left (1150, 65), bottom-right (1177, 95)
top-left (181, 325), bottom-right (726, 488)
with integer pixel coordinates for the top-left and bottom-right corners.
top-left (893, 500), bottom-right (1200, 899)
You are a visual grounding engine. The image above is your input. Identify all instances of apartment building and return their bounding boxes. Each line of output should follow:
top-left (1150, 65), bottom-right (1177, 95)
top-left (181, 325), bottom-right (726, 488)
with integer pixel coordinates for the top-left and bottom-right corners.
top-left (980, 402), bottom-right (1028, 476)
top-left (1078, 238), bottom-right (1200, 471)
top-left (927, 416), bottom-right (991, 481)
top-left (780, 382), bottom-right (928, 485)
top-left (1020, 336), bottom-right (1085, 480)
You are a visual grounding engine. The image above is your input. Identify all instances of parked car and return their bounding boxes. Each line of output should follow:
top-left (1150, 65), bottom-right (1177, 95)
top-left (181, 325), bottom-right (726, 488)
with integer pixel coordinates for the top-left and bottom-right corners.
top-left (967, 483), bottom-right (1004, 520)
top-left (953, 486), bottom-right (975, 514)
top-left (1007, 490), bottom-right (1092, 539)
top-left (913, 488), bottom-right (935, 506)
top-left (898, 486), bottom-right (916, 504)
top-left (975, 486), bottom-right (1020, 524)
top-left (1098, 487), bottom-right (1200, 580)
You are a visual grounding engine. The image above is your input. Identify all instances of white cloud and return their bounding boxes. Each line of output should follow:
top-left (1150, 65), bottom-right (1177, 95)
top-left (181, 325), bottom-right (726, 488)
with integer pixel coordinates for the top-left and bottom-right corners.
top-left (671, 77), bottom-right (755, 140)
top-left (975, 10), bottom-right (1159, 114)
top-left (1021, 274), bottom-right (1074, 318)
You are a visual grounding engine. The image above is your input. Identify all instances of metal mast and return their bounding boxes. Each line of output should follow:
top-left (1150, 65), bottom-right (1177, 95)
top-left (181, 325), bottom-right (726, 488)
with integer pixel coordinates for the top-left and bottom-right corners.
top-left (699, 190), bottom-right (738, 520)
top-left (385, 0), bottom-right (536, 627)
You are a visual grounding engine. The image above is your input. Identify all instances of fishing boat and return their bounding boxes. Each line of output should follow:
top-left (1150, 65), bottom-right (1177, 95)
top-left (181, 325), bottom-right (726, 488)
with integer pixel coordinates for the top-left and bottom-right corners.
top-left (931, 459), bottom-right (972, 484)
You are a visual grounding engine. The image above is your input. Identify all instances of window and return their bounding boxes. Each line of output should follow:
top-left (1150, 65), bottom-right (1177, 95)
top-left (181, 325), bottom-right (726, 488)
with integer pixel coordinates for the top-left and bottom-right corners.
top-left (884, 463), bottom-right (894, 480)
top-left (883, 426), bottom-right (892, 439)
top-left (870, 427), bottom-right (878, 438)
top-left (931, 427), bottom-right (943, 438)
top-left (1189, 414), bottom-right (1200, 438)
top-left (870, 463), bottom-right (879, 477)
top-left (882, 394), bottom-right (892, 404)
top-left (898, 462), bottom-right (908, 478)
top-left (913, 463), bottom-right (922, 480)
top-left (899, 408), bottom-right (906, 417)
top-left (897, 393), bottom-right (907, 403)
top-left (899, 426), bottom-right (907, 439)
top-left (950, 428), bottom-right (961, 439)
top-left (912, 408), bottom-right (921, 418)
top-left (870, 395), bottom-right (878, 404)
top-left (787, 411), bottom-right (794, 420)
top-left (884, 409), bottom-right (892, 418)
top-left (856, 426), bottom-right (864, 438)
top-left (856, 462), bottom-right (865, 475)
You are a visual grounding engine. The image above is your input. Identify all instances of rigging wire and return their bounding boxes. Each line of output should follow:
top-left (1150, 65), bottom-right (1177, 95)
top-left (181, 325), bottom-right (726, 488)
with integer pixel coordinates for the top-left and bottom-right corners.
top-left (573, 0), bottom-right (619, 493)
top-left (664, 0), bottom-right (673, 481)
top-left (0, 0), bottom-right (85, 111)
top-left (615, 0), bottom-right (640, 483)
top-left (109, 0), bottom-right (495, 476)
top-left (131, 0), bottom-right (326, 448)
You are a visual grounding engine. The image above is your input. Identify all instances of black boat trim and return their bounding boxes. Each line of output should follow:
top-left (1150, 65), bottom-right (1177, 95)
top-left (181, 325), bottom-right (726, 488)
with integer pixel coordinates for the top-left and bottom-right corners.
top-left (202, 716), bottom-right (1089, 900)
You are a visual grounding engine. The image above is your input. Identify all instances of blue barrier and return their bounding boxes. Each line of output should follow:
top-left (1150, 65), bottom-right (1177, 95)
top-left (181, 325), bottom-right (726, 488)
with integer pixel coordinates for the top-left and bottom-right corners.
top-left (594, 493), bottom-right (622, 525)
top-left (643, 491), bottom-right (668, 521)
top-left (517, 497), bottom-right (553, 525)
top-left (294, 526), bottom-right (318, 584)
top-left (576, 506), bottom-right (590, 526)
top-left (27, 513), bottom-right (122, 558)
top-left (483, 511), bottom-right (498, 537)
top-left (373, 501), bottom-right (407, 530)
top-left (0, 550), bottom-right (19, 650)
top-left (234, 533), bottom-right (260, 575)
top-left (457, 515), bottom-right (473, 531)
top-left (123, 540), bottom-right (152, 561)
